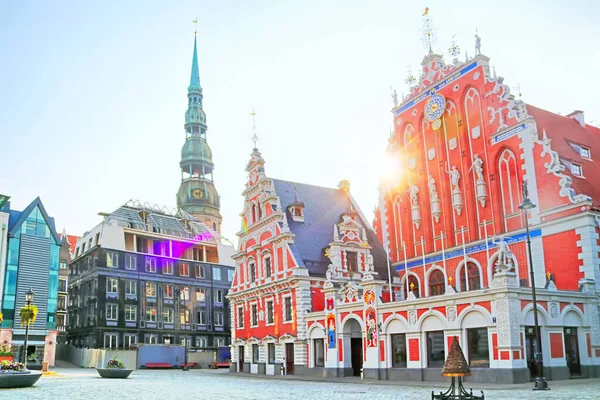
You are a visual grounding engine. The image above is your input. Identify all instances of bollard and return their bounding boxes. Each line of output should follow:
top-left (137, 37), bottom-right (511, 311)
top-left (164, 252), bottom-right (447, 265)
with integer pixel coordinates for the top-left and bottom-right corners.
top-left (360, 368), bottom-right (363, 379)
top-left (280, 366), bottom-right (285, 375)
top-left (42, 361), bottom-right (49, 373)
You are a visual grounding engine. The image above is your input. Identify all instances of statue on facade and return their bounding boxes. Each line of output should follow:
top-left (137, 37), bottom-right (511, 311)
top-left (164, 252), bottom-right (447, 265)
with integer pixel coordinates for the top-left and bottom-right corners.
top-left (366, 253), bottom-right (374, 272)
top-left (475, 31), bottom-right (481, 55)
top-left (408, 185), bottom-right (419, 206)
top-left (326, 263), bottom-right (336, 281)
top-left (492, 236), bottom-right (515, 272)
top-left (447, 166), bottom-right (461, 191)
top-left (391, 87), bottom-right (399, 108)
top-left (469, 154), bottom-right (485, 182)
top-left (427, 175), bottom-right (439, 201)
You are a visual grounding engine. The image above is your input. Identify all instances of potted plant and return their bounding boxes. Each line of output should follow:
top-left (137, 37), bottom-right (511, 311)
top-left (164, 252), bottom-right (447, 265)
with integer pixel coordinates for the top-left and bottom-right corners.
top-left (0, 360), bottom-right (42, 388)
top-left (0, 345), bottom-right (13, 362)
top-left (96, 356), bottom-right (133, 379)
top-left (19, 304), bottom-right (38, 326)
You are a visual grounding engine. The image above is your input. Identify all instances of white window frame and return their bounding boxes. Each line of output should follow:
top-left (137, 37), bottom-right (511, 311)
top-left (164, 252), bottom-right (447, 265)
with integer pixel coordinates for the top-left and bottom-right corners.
top-left (264, 254), bottom-right (272, 278)
top-left (283, 295), bottom-right (293, 323)
top-left (213, 289), bottom-right (223, 304)
top-left (195, 264), bottom-right (205, 278)
top-left (197, 310), bottom-right (206, 325)
top-left (213, 267), bottom-right (222, 281)
top-left (571, 163), bottom-right (583, 176)
top-left (251, 303), bottom-right (258, 327)
top-left (125, 254), bottom-right (136, 270)
top-left (266, 300), bottom-right (274, 326)
top-left (163, 284), bottom-right (174, 299)
top-left (146, 282), bottom-right (156, 298)
top-left (163, 308), bottom-right (174, 323)
top-left (107, 278), bottom-right (118, 294)
top-left (145, 257), bottom-right (157, 273)
top-left (580, 146), bottom-right (591, 159)
top-left (125, 280), bottom-right (137, 296)
top-left (227, 269), bottom-right (234, 282)
top-left (197, 337), bottom-right (208, 348)
top-left (146, 307), bottom-right (157, 322)
top-left (179, 262), bottom-right (189, 277)
top-left (106, 252), bottom-right (119, 268)
top-left (145, 334), bottom-right (158, 344)
top-left (216, 337), bottom-right (225, 347)
top-left (237, 306), bottom-right (244, 329)
top-left (124, 334), bottom-right (137, 348)
top-left (163, 260), bottom-right (174, 275)
top-left (106, 304), bottom-right (118, 321)
top-left (104, 333), bottom-right (118, 349)
top-left (215, 311), bottom-right (224, 327)
top-left (125, 305), bottom-right (137, 322)
top-left (180, 287), bottom-right (190, 300)
top-left (196, 288), bottom-right (206, 302)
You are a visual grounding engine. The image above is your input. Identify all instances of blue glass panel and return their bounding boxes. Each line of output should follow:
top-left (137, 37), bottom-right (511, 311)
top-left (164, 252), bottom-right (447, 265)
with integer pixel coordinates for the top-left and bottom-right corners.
top-left (7, 238), bottom-right (19, 264)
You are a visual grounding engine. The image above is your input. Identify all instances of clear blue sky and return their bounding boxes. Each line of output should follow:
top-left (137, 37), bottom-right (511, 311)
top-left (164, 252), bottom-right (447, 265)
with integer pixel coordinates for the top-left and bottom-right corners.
top-left (1, 0), bottom-right (598, 244)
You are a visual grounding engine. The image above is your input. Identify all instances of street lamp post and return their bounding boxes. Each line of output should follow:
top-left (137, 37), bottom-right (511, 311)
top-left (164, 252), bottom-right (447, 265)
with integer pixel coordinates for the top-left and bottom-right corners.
top-left (519, 180), bottom-right (549, 391)
top-left (22, 288), bottom-right (35, 368)
top-left (176, 288), bottom-right (190, 372)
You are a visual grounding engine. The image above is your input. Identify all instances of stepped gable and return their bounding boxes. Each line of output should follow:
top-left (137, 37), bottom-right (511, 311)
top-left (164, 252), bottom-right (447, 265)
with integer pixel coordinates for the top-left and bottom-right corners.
top-left (272, 179), bottom-right (389, 279)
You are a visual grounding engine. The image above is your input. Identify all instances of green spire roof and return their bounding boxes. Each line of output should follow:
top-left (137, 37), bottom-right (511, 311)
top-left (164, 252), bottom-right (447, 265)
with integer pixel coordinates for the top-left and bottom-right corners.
top-left (189, 36), bottom-right (201, 90)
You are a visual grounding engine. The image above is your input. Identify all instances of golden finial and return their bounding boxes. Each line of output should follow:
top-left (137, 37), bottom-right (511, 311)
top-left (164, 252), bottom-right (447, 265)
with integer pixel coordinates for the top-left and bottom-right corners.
top-left (410, 282), bottom-right (415, 291)
top-left (448, 276), bottom-right (453, 283)
top-left (324, 248), bottom-right (330, 259)
top-left (193, 19), bottom-right (198, 35)
top-left (546, 271), bottom-right (552, 280)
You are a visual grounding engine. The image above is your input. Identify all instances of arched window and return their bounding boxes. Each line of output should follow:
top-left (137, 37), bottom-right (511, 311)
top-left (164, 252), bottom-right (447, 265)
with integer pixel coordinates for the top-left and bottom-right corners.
top-left (403, 274), bottom-right (420, 299)
top-left (428, 269), bottom-right (445, 296)
top-left (392, 196), bottom-right (403, 261)
top-left (498, 149), bottom-right (521, 228)
top-left (459, 262), bottom-right (481, 292)
top-left (264, 255), bottom-right (272, 278)
top-left (249, 262), bottom-right (256, 282)
top-left (251, 203), bottom-right (257, 223)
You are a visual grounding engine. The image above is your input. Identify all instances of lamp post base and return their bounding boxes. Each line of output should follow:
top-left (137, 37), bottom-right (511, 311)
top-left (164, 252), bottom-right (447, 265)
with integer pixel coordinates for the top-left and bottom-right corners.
top-left (533, 377), bottom-right (550, 390)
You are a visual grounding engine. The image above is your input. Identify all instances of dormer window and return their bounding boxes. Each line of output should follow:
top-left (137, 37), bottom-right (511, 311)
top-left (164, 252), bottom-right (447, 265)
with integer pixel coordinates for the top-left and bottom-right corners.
top-left (580, 147), bottom-right (591, 159)
top-left (288, 205), bottom-right (305, 222)
top-left (571, 163), bottom-right (583, 177)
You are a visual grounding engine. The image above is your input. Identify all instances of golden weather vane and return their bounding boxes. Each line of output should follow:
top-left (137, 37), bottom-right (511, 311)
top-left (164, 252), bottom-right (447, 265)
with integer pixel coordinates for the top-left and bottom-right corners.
top-left (193, 18), bottom-right (198, 35)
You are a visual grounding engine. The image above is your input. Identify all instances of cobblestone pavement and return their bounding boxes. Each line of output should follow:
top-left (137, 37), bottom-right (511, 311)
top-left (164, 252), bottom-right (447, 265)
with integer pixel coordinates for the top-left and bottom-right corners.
top-left (5, 369), bottom-right (600, 400)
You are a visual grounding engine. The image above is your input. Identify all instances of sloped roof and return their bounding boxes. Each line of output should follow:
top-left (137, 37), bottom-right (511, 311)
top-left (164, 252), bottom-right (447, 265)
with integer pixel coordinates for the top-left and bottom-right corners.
top-left (272, 179), bottom-right (389, 279)
top-left (7, 197), bottom-right (61, 243)
top-left (528, 104), bottom-right (600, 207)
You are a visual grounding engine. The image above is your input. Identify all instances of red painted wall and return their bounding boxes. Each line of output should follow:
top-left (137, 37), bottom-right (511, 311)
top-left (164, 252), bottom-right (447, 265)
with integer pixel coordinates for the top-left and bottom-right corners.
top-left (543, 230), bottom-right (583, 290)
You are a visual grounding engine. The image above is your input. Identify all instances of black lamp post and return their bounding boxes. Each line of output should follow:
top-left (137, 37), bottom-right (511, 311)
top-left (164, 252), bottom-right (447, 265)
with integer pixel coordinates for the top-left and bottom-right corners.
top-left (22, 288), bottom-right (35, 367)
top-left (518, 180), bottom-right (549, 391)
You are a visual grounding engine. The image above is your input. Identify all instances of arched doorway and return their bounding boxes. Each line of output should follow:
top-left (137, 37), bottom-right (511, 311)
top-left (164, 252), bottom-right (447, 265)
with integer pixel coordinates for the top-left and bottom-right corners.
top-left (343, 318), bottom-right (363, 376)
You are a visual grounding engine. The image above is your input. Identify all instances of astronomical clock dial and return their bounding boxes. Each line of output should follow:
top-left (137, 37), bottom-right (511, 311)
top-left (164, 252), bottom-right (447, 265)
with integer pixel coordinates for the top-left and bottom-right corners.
top-left (424, 93), bottom-right (446, 122)
top-left (192, 188), bottom-right (204, 199)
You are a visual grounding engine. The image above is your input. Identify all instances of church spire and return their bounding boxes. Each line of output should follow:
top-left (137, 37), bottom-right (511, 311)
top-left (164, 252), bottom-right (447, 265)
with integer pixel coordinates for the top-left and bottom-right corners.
top-left (177, 32), bottom-right (222, 235)
top-left (189, 35), bottom-right (201, 91)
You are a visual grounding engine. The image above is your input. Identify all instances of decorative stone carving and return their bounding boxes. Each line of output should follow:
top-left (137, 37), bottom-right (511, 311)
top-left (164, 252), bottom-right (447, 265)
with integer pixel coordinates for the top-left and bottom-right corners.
top-left (550, 302), bottom-right (558, 318)
top-left (469, 154), bottom-right (488, 207)
top-left (408, 185), bottom-right (421, 229)
top-left (475, 32), bottom-right (481, 55)
top-left (366, 253), bottom-right (374, 272)
top-left (447, 306), bottom-right (456, 322)
top-left (325, 264), bottom-right (337, 282)
top-left (446, 166), bottom-right (463, 215)
top-left (428, 175), bottom-right (441, 223)
top-left (409, 311), bottom-right (417, 325)
top-left (590, 302), bottom-right (600, 345)
top-left (492, 236), bottom-right (515, 273)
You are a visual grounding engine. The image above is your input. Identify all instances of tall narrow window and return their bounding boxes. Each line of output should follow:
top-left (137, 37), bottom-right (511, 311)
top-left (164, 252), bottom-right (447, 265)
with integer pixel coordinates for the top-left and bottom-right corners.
top-left (314, 339), bottom-right (325, 367)
top-left (264, 256), bottom-right (272, 278)
top-left (266, 300), bottom-right (274, 324)
top-left (284, 297), bottom-right (292, 322)
top-left (268, 343), bottom-right (276, 364)
top-left (459, 262), bottom-right (481, 292)
top-left (498, 149), bottom-right (521, 226)
top-left (249, 263), bottom-right (256, 282)
top-left (252, 344), bottom-right (259, 363)
top-left (427, 331), bottom-right (445, 367)
top-left (428, 270), bottom-right (445, 296)
top-left (391, 334), bottom-right (407, 368)
top-left (237, 307), bottom-right (244, 328)
top-left (467, 328), bottom-right (490, 367)
top-left (251, 304), bottom-right (258, 327)
top-left (403, 275), bottom-right (420, 299)
top-left (347, 252), bottom-right (358, 274)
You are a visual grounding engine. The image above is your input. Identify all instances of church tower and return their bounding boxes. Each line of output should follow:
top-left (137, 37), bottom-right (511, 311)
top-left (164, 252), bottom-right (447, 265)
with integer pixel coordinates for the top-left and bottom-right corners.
top-left (176, 34), bottom-right (222, 235)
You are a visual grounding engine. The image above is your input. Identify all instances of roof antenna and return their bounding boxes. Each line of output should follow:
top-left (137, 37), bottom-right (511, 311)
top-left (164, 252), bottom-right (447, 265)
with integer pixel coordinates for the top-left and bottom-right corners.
top-left (250, 108), bottom-right (258, 150)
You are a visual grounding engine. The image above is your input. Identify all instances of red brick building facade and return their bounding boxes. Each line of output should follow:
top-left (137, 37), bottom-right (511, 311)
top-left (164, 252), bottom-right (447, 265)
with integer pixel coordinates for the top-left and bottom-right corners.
top-left (230, 49), bottom-right (600, 384)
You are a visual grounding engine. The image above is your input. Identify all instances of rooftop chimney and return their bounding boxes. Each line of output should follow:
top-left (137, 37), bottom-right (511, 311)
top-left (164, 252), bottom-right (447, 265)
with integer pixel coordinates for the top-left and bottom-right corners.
top-left (567, 110), bottom-right (585, 127)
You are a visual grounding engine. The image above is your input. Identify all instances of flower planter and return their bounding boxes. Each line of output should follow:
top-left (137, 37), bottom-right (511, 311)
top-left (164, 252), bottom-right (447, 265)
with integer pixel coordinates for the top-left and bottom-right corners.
top-left (96, 368), bottom-right (133, 379)
top-left (0, 370), bottom-right (42, 388)
top-left (0, 356), bottom-right (13, 363)
top-left (26, 363), bottom-right (43, 371)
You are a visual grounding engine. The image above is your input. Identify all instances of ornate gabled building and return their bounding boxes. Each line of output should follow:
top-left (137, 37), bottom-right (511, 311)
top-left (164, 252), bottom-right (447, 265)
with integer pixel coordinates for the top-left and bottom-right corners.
top-left (176, 35), bottom-right (222, 236)
top-left (368, 39), bottom-right (600, 383)
top-left (229, 147), bottom-right (390, 376)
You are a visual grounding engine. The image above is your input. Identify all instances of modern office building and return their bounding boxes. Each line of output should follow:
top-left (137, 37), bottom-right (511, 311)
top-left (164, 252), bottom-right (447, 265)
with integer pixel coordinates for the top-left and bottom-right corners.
top-left (66, 200), bottom-right (234, 349)
top-left (0, 196), bottom-right (62, 365)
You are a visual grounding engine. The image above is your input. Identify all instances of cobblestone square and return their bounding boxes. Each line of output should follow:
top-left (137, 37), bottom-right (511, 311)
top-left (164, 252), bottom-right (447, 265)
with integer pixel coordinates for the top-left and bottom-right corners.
top-left (4, 369), bottom-right (600, 400)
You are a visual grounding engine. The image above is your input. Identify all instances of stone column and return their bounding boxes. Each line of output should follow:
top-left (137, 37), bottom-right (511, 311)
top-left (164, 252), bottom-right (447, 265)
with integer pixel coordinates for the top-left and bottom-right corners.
top-left (323, 282), bottom-right (339, 377)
